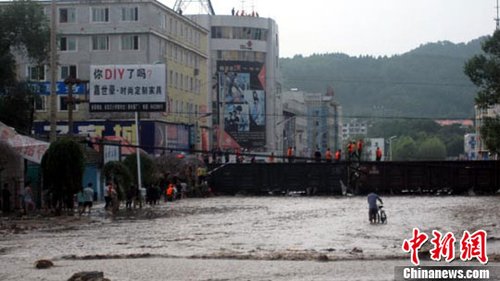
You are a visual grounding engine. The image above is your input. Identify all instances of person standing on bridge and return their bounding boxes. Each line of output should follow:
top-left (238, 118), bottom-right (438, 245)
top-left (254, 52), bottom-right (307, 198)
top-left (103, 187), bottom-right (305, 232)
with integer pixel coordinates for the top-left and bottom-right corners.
top-left (376, 146), bottom-right (382, 161)
top-left (314, 148), bottom-right (322, 162)
top-left (347, 142), bottom-right (354, 160)
top-left (335, 149), bottom-right (342, 162)
top-left (287, 146), bottom-right (294, 163)
top-left (357, 139), bottom-right (364, 159)
top-left (325, 148), bottom-right (332, 163)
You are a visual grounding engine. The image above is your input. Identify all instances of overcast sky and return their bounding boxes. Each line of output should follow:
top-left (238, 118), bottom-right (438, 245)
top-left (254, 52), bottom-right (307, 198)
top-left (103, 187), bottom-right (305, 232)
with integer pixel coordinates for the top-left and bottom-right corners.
top-left (162, 0), bottom-right (496, 58)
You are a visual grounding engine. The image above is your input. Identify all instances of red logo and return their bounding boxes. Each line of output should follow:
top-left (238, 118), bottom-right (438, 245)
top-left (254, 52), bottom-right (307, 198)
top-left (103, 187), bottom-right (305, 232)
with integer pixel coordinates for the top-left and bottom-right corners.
top-left (402, 228), bottom-right (488, 265)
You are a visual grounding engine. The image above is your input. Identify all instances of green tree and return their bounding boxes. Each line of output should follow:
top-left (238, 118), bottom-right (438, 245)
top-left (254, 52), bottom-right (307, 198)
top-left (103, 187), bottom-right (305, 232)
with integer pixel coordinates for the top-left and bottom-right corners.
top-left (0, 0), bottom-right (49, 134)
top-left (392, 136), bottom-right (417, 160)
top-left (102, 161), bottom-right (132, 201)
top-left (0, 82), bottom-right (37, 135)
top-left (123, 153), bottom-right (157, 188)
top-left (480, 116), bottom-right (500, 155)
top-left (464, 30), bottom-right (500, 154)
top-left (415, 137), bottom-right (447, 160)
top-left (41, 138), bottom-right (85, 213)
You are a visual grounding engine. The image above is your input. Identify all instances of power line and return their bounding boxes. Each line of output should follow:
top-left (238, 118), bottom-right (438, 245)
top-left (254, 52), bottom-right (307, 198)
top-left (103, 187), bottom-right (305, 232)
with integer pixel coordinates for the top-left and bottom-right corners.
top-left (164, 110), bottom-right (474, 121)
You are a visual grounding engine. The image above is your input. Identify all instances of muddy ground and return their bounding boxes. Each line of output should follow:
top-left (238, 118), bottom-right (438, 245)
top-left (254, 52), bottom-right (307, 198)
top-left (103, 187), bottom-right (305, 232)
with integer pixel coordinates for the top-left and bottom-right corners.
top-left (1, 196), bottom-right (499, 280)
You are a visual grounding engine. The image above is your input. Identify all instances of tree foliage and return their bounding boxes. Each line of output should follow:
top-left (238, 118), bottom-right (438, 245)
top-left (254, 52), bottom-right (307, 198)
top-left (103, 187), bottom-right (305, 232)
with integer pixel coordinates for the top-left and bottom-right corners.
top-left (0, 82), bottom-right (37, 135)
top-left (102, 161), bottom-right (132, 200)
top-left (415, 137), bottom-right (447, 160)
top-left (464, 30), bottom-right (500, 154)
top-left (368, 120), bottom-right (468, 159)
top-left (281, 39), bottom-right (483, 119)
top-left (41, 138), bottom-right (85, 211)
top-left (392, 136), bottom-right (417, 161)
top-left (0, 0), bottom-right (49, 69)
top-left (123, 153), bottom-right (157, 188)
top-left (480, 117), bottom-right (500, 155)
top-left (0, 0), bottom-right (49, 134)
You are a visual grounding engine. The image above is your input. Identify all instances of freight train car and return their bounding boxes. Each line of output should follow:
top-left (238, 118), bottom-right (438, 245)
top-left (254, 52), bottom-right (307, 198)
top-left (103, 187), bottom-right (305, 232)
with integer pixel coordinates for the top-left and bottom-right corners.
top-left (208, 161), bottom-right (500, 195)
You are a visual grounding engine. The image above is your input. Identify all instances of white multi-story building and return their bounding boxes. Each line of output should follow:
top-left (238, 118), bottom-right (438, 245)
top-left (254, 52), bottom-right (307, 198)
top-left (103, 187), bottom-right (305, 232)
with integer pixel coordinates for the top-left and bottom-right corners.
top-left (187, 13), bottom-right (282, 153)
top-left (341, 120), bottom-right (368, 141)
top-left (12, 0), bottom-right (209, 153)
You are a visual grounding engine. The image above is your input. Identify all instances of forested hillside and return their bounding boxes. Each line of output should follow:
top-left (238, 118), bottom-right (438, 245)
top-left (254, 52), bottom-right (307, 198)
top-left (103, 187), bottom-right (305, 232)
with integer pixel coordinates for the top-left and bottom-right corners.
top-left (280, 38), bottom-right (485, 119)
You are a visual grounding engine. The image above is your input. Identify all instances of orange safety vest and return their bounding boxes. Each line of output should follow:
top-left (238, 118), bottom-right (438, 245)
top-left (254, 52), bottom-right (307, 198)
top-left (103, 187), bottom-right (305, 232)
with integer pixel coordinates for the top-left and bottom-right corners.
top-left (166, 184), bottom-right (174, 196)
top-left (335, 150), bottom-right (341, 160)
top-left (357, 141), bottom-right (363, 152)
top-left (376, 148), bottom-right (382, 158)
top-left (325, 150), bottom-right (332, 160)
top-left (287, 147), bottom-right (293, 157)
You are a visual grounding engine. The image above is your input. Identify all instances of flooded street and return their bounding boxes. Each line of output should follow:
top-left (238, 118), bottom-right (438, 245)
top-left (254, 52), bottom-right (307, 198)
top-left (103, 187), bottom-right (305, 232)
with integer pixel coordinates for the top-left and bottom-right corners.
top-left (1, 195), bottom-right (499, 280)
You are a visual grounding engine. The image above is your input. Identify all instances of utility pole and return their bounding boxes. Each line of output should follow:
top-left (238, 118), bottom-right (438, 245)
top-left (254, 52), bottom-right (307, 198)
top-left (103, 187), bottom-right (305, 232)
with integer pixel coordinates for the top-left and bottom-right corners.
top-left (496, 0), bottom-right (500, 30)
top-left (218, 72), bottom-right (227, 150)
top-left (64, 77), bottom-right (83, 136)
top-left (49, 0), bottom-right (57, 142)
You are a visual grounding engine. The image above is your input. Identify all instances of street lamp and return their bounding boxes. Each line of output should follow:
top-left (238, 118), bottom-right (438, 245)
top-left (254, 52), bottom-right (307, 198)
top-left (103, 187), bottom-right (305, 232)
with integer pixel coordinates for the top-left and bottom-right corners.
top-left (388, 135), bottom-right (397, 161)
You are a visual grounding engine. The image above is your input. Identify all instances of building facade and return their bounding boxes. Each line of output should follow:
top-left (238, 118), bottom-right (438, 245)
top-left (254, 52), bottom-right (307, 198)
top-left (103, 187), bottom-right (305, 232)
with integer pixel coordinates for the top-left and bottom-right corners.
top-left (341, 120), bottom-right (368, 142)
top-left (14, 0), bottom-right (209, 153)
top-left (187, 13), bottom-right (282, 153)
top-left (282, 90), bottom-right (342, 159)
top-left (473, 104), bottom-right (500, 160)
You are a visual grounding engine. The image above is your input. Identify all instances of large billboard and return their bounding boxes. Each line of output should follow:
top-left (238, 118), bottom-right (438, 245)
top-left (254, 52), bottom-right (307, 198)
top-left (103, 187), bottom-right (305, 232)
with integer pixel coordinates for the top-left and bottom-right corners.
top-left (89, 64), bottom-right (166, 112)
top-left (216, 61), bottom-right (266, 149)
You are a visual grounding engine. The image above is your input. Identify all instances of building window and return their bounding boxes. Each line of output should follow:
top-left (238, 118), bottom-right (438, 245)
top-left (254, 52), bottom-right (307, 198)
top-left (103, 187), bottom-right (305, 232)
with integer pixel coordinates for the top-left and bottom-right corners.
top-left (92, 36), bottom-right (109, 51)
top-left (59, 8), bottom-right (76, 23)
top-left (59, 37), bottom-right (76, 51)
top-left (92, 7), bottom-right (109, 22)
top-left (34, 95), bottom-right (48, 112)
top-left (121, 35), bottom-right (139, 50)
top-left (121, 7), bottom-right (138, 21)
top-left (60, 65), bottom-right (77, 80)
top-left (161, 14), bottom-right (167, 29)
top-left (28, 65), bottom-right (45, 81)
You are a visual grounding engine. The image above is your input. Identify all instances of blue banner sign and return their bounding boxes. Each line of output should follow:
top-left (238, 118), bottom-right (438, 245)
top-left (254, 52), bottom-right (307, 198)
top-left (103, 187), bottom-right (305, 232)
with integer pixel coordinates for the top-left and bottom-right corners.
top-left (29, 81), bottom-right (87, 95)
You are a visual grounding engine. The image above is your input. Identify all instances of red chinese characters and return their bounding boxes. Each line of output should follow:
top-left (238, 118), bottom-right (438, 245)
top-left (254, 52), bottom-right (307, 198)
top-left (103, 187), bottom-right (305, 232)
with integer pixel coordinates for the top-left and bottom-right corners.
top-left (429, 230), bottom-right (456, 262)
top-left (460, 230), bottom-right (488, 264)
top-left (402, 228), bottom-right (429, 265)
top-left (402, 229), bottom-right (488, 265)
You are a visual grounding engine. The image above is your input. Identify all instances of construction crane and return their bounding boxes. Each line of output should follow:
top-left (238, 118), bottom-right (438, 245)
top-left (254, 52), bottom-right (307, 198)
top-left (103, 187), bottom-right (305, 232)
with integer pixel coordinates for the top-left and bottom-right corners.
top-left (173, 0), bottom-right (215, 15)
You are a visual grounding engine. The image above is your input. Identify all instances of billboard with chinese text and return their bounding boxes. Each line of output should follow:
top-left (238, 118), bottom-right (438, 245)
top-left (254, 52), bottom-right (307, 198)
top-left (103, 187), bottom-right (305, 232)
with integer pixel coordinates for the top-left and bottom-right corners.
top-left (89, 64), bottom-right (166, 112)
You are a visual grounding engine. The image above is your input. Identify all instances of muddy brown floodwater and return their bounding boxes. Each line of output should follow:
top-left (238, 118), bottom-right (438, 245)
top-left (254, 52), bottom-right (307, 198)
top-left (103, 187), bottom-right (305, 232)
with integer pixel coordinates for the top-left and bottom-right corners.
top-left (0, 195), bottom-right (499, 280)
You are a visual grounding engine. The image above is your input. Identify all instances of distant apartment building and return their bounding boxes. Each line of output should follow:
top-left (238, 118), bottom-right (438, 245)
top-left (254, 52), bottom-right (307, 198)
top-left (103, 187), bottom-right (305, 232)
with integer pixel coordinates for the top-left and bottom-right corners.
top-left (13, 0), bottom-right (209, 153)
top-left (341, 120), bottom-right (368, 141)
top-left (474, 104), bottom-right (500, 160)
top-left (281, 91), bottom-right (307, 158)
top-left (281, 90), bottom-right (342, 158)
top-left (187, 13), bottom-right (282, 152)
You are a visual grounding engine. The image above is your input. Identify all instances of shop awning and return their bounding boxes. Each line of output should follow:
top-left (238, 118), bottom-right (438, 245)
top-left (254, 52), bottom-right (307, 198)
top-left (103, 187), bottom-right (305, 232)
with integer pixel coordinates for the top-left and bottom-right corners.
top-left (0, 122), bottom-right (49, 164)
